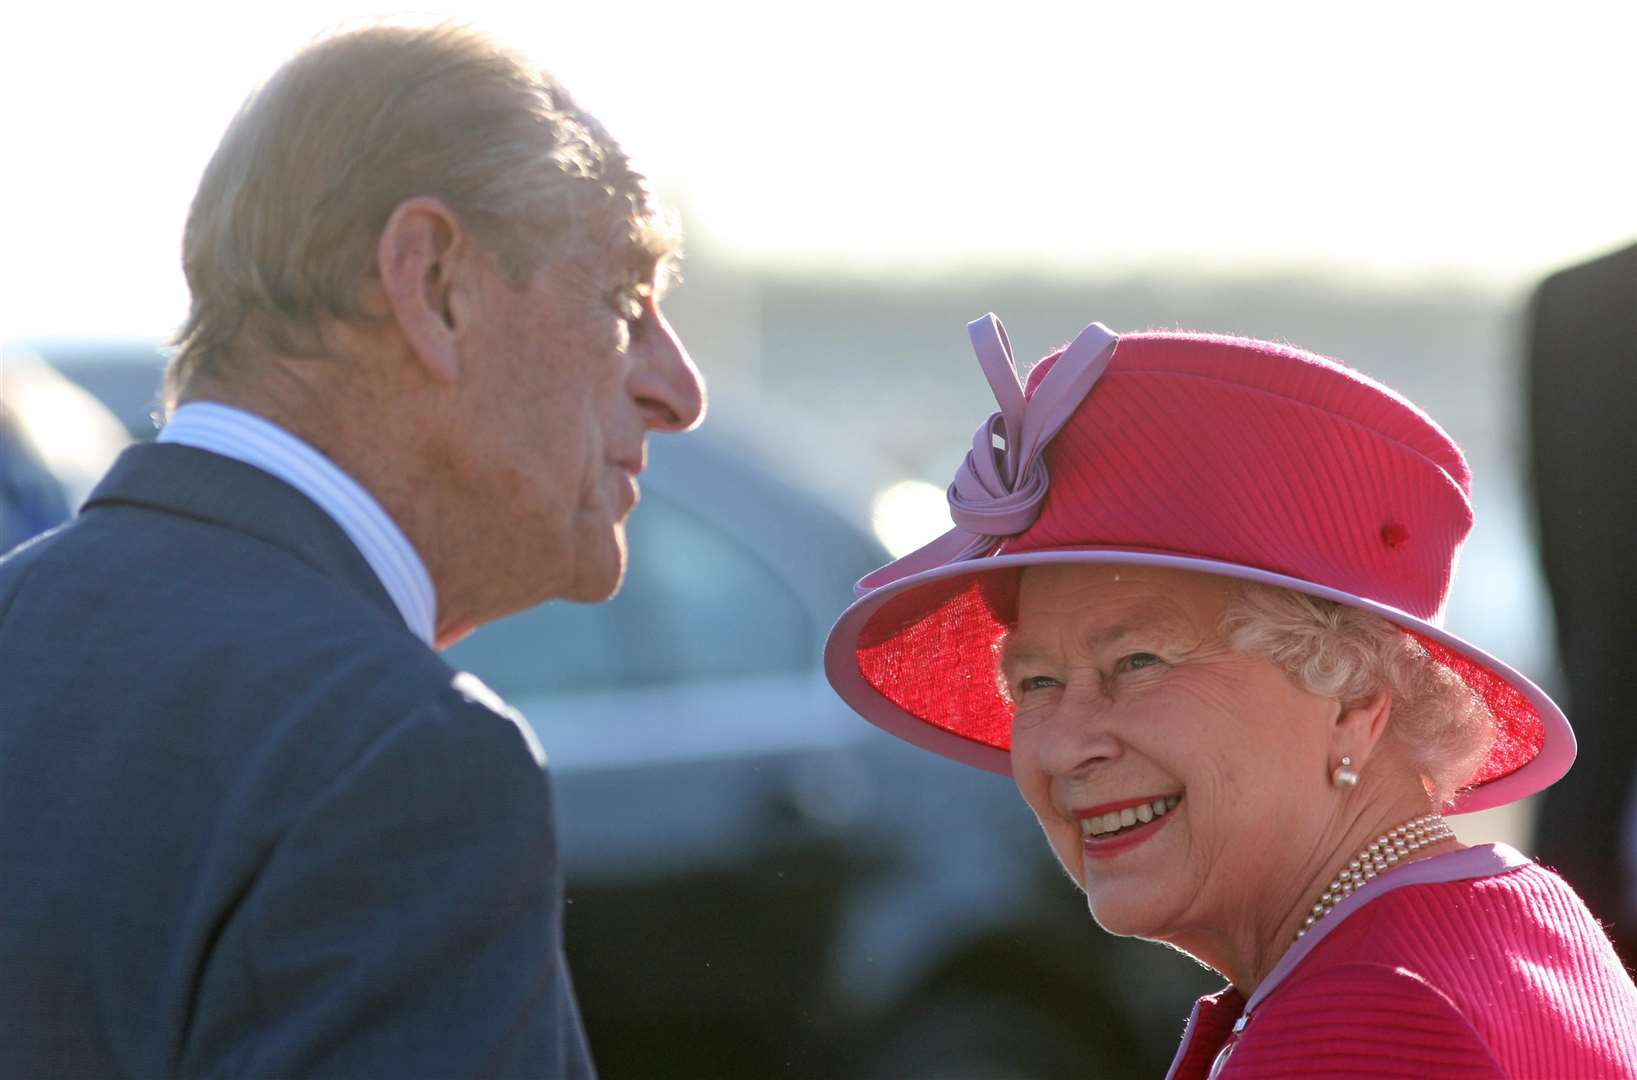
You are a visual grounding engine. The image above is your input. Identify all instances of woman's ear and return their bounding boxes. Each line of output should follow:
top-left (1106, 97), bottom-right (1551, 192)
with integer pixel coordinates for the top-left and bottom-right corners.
top-left (1334, 688), bottom-right (1393, 766)
top-left (377, 196), bottom-right (469, 384)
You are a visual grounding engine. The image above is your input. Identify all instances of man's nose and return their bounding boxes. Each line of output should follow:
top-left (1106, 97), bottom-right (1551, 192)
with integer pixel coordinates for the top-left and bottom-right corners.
top-left (632, 307), bottom-right (706, 432)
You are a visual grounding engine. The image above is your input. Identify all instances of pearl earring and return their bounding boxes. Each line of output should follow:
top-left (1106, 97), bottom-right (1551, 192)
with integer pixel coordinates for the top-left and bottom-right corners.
top-left (1332, 755), bottom-right (1360, 788)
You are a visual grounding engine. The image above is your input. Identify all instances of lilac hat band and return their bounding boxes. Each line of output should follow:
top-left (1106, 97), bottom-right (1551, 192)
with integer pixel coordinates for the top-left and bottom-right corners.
top-left (856, 314), bottom-right (1119, 596)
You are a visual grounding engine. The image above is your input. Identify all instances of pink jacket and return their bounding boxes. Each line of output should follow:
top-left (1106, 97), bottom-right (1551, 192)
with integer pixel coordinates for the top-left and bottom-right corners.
top-left (1166, 845), bottom-right (1637, 1079)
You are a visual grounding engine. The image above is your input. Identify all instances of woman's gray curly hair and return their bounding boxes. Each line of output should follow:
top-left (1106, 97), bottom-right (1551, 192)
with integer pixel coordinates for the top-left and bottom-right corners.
top-left (1220, 582), bottom-right (1494, 805)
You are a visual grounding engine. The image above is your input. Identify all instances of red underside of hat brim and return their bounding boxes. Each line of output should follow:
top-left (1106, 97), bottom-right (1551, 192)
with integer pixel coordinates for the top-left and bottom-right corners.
top-left (824, 548), bottom-right (1573, 816)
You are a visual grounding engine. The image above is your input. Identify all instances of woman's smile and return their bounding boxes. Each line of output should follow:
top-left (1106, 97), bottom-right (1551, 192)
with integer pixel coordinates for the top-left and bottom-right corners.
top-left (1077, 794), bottom-right (1182, 859)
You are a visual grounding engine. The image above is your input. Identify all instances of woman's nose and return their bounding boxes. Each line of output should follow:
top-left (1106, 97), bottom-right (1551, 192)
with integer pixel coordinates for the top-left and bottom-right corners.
top-left (1031, 691), bottom-right (1122, 778)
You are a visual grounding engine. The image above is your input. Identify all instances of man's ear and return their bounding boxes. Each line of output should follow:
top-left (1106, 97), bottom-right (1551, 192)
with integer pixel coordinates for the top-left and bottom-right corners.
top-left (377, 196), bottom-right (469, 384)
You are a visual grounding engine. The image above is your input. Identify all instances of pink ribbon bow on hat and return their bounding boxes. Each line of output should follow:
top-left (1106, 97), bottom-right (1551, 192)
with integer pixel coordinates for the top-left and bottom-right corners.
top-left (856, 314), bottom-right (1119, 596)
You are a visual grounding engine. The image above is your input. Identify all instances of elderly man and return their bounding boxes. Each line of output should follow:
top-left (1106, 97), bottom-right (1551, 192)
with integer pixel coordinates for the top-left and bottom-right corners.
top-left (0, 22), bottom-right (703, 1079)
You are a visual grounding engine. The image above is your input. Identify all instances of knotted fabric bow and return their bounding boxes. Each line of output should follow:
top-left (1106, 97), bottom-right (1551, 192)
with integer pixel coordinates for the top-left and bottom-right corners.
top-left (856, 314), bottom-right (1119, 596)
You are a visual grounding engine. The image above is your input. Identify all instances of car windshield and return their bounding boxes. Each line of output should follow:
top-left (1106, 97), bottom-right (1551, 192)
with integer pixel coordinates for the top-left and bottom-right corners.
top-left (444, 490), bottom-right (818, 698)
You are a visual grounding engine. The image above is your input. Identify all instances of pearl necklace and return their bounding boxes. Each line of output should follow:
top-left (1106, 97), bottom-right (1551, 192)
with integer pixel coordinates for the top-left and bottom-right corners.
top-left (1297, 812), bottom-right (1455, 941)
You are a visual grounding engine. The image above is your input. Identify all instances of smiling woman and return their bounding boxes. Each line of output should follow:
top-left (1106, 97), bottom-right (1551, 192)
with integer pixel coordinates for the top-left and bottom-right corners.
top-left (824, 315), bottom-right (1637, 1077)
top-left (1004, 564), bottom-right (1475, 958)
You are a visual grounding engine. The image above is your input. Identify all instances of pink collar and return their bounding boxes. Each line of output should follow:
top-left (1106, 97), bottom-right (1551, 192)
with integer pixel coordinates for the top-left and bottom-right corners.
top-left (1164, 843), bottom-right (1531, 1080)
top-left (1246, 842), bottom-right (1529, 1012)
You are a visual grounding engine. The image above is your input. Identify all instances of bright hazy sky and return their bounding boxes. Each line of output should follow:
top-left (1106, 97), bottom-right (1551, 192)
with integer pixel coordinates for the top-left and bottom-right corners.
top-left (4, 1), bottom-right (1635, 339)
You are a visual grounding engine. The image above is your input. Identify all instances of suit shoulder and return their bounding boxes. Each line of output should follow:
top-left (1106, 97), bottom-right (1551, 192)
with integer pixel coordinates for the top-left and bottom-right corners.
top-left (447, 671), bottom-right (547, 766)
top-left (246, 622), bottom-right (544, 772)
top-left (0, 517), bottom-right (72, 604)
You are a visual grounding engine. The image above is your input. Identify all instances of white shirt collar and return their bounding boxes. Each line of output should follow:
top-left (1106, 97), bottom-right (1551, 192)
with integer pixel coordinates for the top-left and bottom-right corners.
top-left (158, 401), bottom-right (438, 647)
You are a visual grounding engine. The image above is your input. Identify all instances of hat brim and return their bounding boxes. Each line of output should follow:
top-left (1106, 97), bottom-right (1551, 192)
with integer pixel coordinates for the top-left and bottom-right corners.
top-left (824, 547), bottom-right (1573, 815)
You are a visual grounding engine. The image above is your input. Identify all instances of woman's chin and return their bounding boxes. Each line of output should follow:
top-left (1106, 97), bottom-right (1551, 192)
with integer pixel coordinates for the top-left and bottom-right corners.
top-left (1083, 880), bottom-right (1175, 940)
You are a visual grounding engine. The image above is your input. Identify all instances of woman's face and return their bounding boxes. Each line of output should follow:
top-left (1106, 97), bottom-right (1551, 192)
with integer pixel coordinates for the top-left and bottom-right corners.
top-left (1004, 564), bottom-right (1339, 947)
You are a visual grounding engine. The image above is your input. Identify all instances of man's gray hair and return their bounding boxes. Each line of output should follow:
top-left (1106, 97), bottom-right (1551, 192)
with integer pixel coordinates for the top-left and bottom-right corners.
top-left (1221, 581), bottom-right (1493, 805)
top-left (168, 20), bottom-right (675, 404)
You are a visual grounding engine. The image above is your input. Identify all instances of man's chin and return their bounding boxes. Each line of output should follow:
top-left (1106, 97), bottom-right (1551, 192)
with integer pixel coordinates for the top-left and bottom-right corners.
top-left (564, 536), bottom-right (628, 604)
top-left (569, 574), bottom-right (624, 604)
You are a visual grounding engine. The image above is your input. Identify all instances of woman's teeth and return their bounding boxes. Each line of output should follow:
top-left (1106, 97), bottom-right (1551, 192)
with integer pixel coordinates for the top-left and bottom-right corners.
top-left (1081, 795), bottom-right (1181, 837)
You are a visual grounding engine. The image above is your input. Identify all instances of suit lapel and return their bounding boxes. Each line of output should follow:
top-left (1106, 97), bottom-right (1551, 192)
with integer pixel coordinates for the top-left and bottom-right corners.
top-left (83, 442), bottom-right (402, 625)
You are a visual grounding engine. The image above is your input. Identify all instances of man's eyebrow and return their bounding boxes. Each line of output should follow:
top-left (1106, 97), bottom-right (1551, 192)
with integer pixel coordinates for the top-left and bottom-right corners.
top-left (612, 247), bottom-right (681, 300)
top-left (650, 255), bottom-right (681, 299)
top-left (620, 213), bottom-right (683, 294)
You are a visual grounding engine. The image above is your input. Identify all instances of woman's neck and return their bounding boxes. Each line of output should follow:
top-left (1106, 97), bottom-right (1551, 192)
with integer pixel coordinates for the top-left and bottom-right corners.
top-left (1165, 797), bottom-right (1464, 996)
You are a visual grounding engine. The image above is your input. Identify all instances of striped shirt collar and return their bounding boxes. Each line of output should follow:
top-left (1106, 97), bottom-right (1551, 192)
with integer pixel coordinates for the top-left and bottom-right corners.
top-left (158, 401), bottom-right (437, 647)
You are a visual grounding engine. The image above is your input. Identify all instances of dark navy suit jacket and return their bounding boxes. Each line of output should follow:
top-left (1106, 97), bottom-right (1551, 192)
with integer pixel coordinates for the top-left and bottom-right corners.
top-left (0, 443), bottom-right (594, 1078)
top-left (1528, 241), bottom-right (1637, 958)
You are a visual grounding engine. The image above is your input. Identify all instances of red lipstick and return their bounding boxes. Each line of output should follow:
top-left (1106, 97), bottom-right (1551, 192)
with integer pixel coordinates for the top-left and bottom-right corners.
top-left (1074, 795), bottom-right (1173, 819)
top-left (1075, 794), bottom-right (1181, 860)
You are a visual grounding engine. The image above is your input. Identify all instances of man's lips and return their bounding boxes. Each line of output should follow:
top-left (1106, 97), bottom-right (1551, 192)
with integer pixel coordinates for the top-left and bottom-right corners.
top-left (610, 460), bottom-right (642, 514)
top-left (614, 440), bottom-right (647, 478)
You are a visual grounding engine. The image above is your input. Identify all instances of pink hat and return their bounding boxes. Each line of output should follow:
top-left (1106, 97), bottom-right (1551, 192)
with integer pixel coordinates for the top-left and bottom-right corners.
top-left (824, 315), bottom-right (1574, 814)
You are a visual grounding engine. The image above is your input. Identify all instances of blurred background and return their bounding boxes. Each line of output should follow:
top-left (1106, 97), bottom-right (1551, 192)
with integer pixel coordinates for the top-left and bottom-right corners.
top-left (4, 2), bottom-right (1636, 1076)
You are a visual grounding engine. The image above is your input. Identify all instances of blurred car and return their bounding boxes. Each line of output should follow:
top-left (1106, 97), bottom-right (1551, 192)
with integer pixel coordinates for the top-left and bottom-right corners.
top-left (30, 339), bottom-right (1214, 1079)
top-left (0, 343), bottom-right (132, 553)
top-left (0, 403), bottom-right (70, 553)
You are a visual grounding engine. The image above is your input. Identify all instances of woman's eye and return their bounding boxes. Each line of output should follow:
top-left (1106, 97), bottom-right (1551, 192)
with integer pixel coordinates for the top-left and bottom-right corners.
top-left (1017, 675), bottom-right (1059, 694)
top-left (1120, 652), bottom-right (1164, 672)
